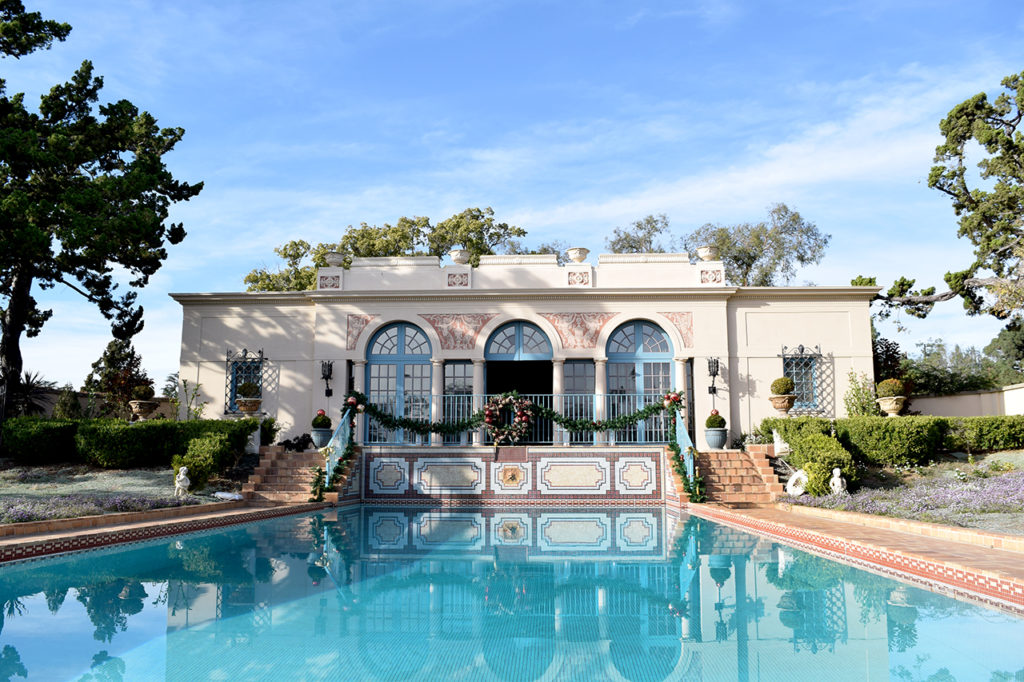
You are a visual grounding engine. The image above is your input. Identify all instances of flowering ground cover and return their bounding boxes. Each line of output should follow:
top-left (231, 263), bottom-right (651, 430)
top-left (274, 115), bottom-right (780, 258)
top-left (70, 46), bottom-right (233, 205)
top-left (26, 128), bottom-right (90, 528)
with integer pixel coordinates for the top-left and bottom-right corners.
top-left (0, 464), bottom-right (204, 524)
top-left (784, 457), bottom-right (1024, 530)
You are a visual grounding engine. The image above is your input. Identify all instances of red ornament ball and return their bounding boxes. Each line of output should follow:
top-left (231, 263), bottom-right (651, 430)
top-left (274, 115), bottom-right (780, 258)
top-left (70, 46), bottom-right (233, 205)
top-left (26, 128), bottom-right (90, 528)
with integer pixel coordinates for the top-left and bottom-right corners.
top-left (316, 409), bottom-right (326, 416)
top-left (710, 409), bottom-right (719, 416)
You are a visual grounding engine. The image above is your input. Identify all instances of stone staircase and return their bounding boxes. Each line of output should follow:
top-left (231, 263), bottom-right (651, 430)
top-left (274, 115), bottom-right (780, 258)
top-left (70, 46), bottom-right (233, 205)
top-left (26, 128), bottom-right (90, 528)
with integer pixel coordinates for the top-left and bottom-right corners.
top-left (242, 446), bottom-right (323, 506)
top-left (697, 447), bottom-right (784, 506)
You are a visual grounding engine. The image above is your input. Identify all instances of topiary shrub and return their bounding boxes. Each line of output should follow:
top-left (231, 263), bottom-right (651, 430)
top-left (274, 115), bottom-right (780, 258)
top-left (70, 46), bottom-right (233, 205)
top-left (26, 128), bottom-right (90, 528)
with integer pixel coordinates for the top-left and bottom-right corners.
top-left (876, 378), bottom-right (906, 398)
top-left (788, 432), bottom-right (855, 495)
top-left (0, 417), bottom-right (81, 464)
top-left (132, 384), bottom-right (155, 401)
top-left (311, 410), bottom-right (332, 429)
top-left (770, 376), bottom-right (795, 395)
top-left (171, 433), bottom-right (230, 491)
top-left (236, 382), bottom-right (260, 398)
top-left (705, 413), bottom-right (726, 428)
top-left (836, 416), bottom-right (944, 466)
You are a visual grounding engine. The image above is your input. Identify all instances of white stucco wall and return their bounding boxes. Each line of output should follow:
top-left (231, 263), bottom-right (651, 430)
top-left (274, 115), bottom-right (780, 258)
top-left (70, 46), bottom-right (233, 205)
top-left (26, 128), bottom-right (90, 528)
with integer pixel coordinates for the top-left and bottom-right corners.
top-left (172, 254), bottom-right (877, 442)
top-left (910, 383), bottom-right (1024, 417)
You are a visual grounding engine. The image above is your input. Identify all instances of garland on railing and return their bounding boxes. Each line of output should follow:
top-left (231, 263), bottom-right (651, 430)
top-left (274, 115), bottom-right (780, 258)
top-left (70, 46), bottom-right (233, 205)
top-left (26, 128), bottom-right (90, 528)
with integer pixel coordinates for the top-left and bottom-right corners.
top-left (667, 415), bottom-right (705, 503)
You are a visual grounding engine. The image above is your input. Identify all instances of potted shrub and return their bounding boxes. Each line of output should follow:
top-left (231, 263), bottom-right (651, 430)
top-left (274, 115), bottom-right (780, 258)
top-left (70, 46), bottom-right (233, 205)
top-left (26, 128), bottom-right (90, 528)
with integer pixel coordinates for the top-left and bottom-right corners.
top-left (311, 409), bottom-right (333, 448)
top-left (876, 378), bottom-right (906, 417)
top-left (705, 410), bottom-right (728, 449)
top-left (235, 381), bottom-right (262, 414)
top-left (769, 376), bottom-right (797, 417)
top-left (128, 384), bottom-right (157, 420)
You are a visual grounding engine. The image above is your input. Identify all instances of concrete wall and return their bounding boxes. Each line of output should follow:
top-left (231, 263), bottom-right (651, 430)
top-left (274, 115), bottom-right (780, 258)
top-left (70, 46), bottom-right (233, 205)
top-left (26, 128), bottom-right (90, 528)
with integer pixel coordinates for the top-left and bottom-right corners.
top-left (911, 382), bottom-right (1024, 417)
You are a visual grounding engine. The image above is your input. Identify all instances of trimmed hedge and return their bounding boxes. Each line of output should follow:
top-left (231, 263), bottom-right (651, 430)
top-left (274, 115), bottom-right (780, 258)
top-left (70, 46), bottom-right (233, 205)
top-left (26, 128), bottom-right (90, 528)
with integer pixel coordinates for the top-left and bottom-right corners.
top-left (836, 416), bottom-right (945, 467)
top-left (73, 418), bottom-right (258, 469)
top-left (1, 417), bottom-right (81, 464)
top-left (944, 416), bottom-right (1024, 453)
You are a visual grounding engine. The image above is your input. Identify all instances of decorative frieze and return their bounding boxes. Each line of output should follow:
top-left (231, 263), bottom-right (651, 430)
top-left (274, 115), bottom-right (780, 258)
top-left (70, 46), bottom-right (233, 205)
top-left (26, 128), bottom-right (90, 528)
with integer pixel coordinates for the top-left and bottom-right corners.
top-left (539, 312), bottom-right (617, 349)
top-left (659, 311), bottom-right (694, 348)
top-left (346, 314), bottom-right (376, 350)
top-left (419, 313), bottom-right (497, 350)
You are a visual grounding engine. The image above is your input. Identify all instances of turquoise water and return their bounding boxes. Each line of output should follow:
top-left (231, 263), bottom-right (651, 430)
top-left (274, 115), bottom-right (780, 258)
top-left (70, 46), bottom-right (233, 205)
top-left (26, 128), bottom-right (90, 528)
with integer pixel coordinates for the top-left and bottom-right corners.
top-left (1, 507), bottom-right (1023, 681)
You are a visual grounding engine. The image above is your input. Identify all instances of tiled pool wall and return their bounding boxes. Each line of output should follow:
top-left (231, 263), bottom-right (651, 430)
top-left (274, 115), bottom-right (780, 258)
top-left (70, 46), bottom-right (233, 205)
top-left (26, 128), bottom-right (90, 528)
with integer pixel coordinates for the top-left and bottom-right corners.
top-left (359, 445), bottom-right (672, 505)
top-left (689, 503), bottom-right (1024, 617)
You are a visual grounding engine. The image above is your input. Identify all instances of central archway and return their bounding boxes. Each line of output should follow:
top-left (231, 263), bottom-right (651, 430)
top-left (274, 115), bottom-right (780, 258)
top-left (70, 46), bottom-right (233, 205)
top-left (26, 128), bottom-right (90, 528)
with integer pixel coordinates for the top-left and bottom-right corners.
top-left (484, 321), bottom-right (553, 442)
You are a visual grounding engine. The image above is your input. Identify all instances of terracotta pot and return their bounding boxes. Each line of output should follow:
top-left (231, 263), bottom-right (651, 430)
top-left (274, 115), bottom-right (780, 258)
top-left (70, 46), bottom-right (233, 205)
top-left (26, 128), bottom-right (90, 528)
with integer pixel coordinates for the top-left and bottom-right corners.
top-left (876, 396), bottom-right (906, 417)
top-left (769, 394), bottom-right (797, 417)
top-left (236, 398), bottom-right (262, 414)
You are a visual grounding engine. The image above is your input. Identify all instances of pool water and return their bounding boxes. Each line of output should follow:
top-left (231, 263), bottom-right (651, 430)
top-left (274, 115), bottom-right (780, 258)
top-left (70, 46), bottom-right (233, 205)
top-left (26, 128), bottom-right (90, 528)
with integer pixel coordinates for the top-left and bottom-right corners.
top-left (2, 507), bottom-right (1023, 681)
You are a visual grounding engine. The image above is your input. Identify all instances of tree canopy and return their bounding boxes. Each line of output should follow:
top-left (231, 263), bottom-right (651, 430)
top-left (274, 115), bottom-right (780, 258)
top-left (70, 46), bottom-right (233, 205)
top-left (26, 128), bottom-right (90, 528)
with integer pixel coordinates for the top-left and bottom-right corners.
top-left (866, 70), bottom-right (1024, 321)
top-left (83, 339), bottom-right (151, 417)
top-left (605, 214), bottom-right (676, 254)
top-left (0, 2), bottom-right (202, 413)
top-left (244, 207), bottom-right (528, 291)
top-left (680, 203), bottom-right (830, 286)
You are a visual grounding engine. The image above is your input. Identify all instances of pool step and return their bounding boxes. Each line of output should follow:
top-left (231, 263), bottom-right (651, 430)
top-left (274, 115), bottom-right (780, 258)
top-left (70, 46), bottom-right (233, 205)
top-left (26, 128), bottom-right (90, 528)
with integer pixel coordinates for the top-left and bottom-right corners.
top-left (697, 448), bottom-right (784, 506)
top-left (243, 446), bottom-right (326, 505)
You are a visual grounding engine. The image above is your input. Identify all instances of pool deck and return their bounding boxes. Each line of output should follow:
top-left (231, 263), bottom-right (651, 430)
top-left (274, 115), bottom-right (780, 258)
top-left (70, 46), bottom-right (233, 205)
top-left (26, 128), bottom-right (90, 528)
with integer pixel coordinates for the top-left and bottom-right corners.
top-left (688, 502), bottom-right (1024, 616)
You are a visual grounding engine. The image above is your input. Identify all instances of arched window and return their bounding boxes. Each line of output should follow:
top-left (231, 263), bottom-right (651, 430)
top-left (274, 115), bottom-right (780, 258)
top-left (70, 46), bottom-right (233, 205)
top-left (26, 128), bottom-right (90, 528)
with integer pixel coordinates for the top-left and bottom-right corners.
top-left (606, 320), bottom-right (673, 442)
top-left (485, 322), bottom-right (552, 361)
top-left (366, 322), bottom-right (431, 443)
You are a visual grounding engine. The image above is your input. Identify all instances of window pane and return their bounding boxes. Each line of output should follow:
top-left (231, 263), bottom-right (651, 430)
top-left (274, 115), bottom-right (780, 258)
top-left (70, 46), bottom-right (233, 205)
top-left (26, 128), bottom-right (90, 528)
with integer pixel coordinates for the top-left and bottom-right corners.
top-left (641, 324), bottom-right (669, 353)
top-left (564, 361), bottom-right (595, 394)
top-left (444, 362), bottom-right (473, 394)
top-left (643, 362), bottom-right (671, 394)
top-left (784, 356), bottom-right (818, 409)
top-left (608, 326), bottom-right (635, 354)
top-left (487, 326), bottom-right (516, 355)
top-left (371, 327), bottom-right (399, 355)
top-left (521, 325), bottom-right (551, 355)
top-left (405, 327), bottom-right (430, 355)
top-left (607, 363), bottom-right (634, 393)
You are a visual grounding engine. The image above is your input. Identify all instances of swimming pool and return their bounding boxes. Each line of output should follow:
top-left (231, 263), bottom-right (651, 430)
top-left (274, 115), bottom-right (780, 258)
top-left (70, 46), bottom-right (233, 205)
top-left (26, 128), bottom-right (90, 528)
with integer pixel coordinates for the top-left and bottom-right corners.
top-left (1, 506), bottom-right (1023, 681)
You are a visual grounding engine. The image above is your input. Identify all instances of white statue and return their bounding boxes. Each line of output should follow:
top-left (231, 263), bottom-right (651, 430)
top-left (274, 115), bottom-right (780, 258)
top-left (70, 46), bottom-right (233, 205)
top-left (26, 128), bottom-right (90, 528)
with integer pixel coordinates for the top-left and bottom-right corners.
top-left (785, 469), bottom-right (808, 496)
top-left (772, 429), bottom-right (792, 458)
top-left (174, 466), bottom-right (190, 498)
top-left (829, 467), bottom-right (848, 495)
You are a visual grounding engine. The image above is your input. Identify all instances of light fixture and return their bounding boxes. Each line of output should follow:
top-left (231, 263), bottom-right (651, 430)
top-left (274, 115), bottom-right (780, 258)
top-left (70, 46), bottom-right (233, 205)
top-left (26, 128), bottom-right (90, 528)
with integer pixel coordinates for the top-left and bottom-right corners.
top-left (707, 357), bottom-right (721, 409)
top-left (321, 361), bottom-right (334, 397)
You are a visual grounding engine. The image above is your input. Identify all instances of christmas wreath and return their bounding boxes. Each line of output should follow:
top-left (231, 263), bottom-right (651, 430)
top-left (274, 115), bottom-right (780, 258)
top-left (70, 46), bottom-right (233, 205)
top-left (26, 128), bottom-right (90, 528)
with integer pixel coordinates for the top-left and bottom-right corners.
top-left (483, 392), bottom-right (534, 445)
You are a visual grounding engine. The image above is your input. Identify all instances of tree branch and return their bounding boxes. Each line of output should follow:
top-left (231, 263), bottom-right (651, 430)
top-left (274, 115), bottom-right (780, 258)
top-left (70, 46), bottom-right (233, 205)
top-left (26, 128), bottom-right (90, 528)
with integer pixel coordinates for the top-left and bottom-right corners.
top-left (881, 277), bottom-right (1009, 305)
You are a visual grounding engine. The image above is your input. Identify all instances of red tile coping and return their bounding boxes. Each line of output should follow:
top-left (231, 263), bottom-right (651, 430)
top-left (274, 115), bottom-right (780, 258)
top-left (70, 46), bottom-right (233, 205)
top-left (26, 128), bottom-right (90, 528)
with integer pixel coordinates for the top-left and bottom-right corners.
top-left (775, 501), bottom-right (1024, 554)
top-left (686, 503), bottom-right (1024, 617)
top-left (0, 500), bottom-right (247, 539)
top-left (0, 503), bottom-right (328, 564)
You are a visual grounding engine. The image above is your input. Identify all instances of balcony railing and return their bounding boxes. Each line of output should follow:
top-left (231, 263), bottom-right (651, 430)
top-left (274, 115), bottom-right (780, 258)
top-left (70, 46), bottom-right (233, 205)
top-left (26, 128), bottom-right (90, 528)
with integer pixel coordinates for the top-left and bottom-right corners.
top-left (361, 393), bottom-right (678, 446)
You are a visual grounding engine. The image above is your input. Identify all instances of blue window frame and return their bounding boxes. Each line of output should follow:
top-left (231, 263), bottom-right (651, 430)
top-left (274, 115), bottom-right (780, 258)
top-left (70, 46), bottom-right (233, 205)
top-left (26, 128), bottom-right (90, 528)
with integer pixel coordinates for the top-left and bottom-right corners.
top-left (484, 322), bottom-right (552, 361)
top-left (605, 321), bottom-right (673, 442)
top-left (366, 323), bottom-right (431, 443)
top-left (784, 356), bottom-right (818, 410)
top-left (225, 348), bottom-right (264, 414)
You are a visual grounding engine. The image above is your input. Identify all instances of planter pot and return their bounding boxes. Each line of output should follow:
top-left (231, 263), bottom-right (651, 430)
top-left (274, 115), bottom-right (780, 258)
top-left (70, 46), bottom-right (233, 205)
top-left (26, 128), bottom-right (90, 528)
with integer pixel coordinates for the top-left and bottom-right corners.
top-left (876, 396), bottom-right (906, 417)
top-left (311, 428), bottom-right (333, 448)
top-left (324, 252), bottom-right (346, 266)
top-left (769, 394), bottom-right (797, 417)
top-left (128, 400), bottom-right (158, 420)
top-left (236, 398), bottom-right (262, 415)
top-left (449, 248), bottom-right (471, 265)
top-left (566, 247), bottom-right (590, 263)
top-left (696, 245), bottom-right (719, 261)
top-left (705, 427), bottom-right (728, 450)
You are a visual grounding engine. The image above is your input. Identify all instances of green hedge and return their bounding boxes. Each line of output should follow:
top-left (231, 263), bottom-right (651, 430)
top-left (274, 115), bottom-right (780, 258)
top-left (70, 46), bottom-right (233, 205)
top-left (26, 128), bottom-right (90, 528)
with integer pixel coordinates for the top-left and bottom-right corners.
top-left (74, 418), bottom-right (258, 469)
top-left (944, 416), bottom-right (1024, 453)
top-left (172, 433), bottom-right (231, 491)
top-left (0, 417), bottom-right (81, 464)
top-left (797, 433), bottom-right (856, 495)
top-left (836, 416), bottom-right (946, 467)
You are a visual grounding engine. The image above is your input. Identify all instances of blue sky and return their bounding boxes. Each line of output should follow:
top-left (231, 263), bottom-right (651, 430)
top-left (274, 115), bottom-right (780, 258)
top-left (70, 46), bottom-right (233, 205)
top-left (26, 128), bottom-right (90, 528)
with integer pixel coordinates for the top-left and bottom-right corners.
top-left (6, 0), bottom-right (1024, 387)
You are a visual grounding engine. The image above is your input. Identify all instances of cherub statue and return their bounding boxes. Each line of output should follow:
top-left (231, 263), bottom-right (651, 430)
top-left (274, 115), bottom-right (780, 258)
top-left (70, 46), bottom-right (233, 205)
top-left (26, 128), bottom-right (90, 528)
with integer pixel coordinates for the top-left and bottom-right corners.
top-left (174, 466), bottom-right (190, 498)
top-left (829, 467), bottom-right (847, 495)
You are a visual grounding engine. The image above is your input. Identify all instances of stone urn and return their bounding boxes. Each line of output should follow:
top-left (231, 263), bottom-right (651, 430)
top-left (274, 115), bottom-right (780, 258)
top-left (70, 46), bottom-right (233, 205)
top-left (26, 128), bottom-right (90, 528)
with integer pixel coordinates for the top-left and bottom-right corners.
top-left (566, 247), bottom-right (590, 263)
top-left (769, 394), bottom-right (797, 417)
top-left (696, 245), bottom-right (719, 261)
top-left (311, 428), bottom-right (332, 448)
top-left (449, 248), bottom-right (471, 265)
top-left (705, 427), bottom-right (728, 450)
top-left (128, 400), bottom-right (158, 420)
top-left (876, 396), bottom-right (906, 417)
top-left (236, 398), bottom-right (262, 415)
top-left (324, 252), bottom-right (346, 266)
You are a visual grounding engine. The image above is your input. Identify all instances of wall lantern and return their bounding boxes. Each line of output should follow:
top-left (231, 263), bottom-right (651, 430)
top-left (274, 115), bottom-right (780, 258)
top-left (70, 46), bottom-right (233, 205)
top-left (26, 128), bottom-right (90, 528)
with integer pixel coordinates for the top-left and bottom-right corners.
top-left (321, 361), bottom-right (334, 397)
top-left (707, 357), bottom-right (721, 409)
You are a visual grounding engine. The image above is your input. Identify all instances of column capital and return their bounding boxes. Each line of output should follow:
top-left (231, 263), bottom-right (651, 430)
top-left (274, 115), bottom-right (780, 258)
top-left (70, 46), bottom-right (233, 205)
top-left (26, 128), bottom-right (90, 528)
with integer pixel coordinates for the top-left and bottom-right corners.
top-left (594, 357), bottom-right (607, 366)
top-left (353, 359), bottom-right (367, 367)
top-left (552, 358), bottom-right (565, 366)
top-left (473, 359), bottom-right (485, 367)
top-left (431, 359), bottom-right (444, 368)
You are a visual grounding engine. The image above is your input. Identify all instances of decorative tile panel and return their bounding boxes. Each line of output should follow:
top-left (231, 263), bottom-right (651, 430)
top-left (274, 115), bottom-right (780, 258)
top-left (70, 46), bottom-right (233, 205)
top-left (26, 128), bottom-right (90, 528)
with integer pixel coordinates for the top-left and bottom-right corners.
top-left (447, 272), bottom-right (469, 287)
top-left (537, 513), bottom-right (611, 551)
top-left (419, 313), bottom-right (497, 350)
top-left (537, 458), bottom-right (610, 495)
top-left (659, 311), bottom-right (694, 348)
top-left (566, 269), bottom-right (591, 287)
top-left (318, 274), bottom-right (340, 289)
top-left (491, 462), bottom-right (531, 495)
top-left (346, 314), bottom-right (375, 350)
top-left (538, 312), bottom-right (617, 350)
top-left (616, 513), bottom-right (658, 552)
top-left (369, 457), bottom-right (409, 494)
top-left (368, 512), bottom-right (409, 549)
top-left (615, 457), bottom-right (657, 495)
top-left (412, 457), bottom-right (486, 495)
top-left (700, 269), bottom-right (723, 284)
top-left (413, 512), bottom-right (485, 550)
top-left (491, 513), bottom-right (532, 546)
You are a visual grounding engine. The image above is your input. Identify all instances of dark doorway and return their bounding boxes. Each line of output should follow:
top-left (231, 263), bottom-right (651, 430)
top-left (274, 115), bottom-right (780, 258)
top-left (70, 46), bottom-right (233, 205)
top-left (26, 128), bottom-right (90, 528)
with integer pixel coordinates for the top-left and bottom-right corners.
top-left (486, 361), bottom-right (552, 395)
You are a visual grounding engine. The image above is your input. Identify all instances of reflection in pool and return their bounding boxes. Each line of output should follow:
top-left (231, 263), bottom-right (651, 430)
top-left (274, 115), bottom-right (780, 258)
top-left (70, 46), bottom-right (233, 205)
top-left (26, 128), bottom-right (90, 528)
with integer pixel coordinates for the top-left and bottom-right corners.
top-left (1, 506), bottom-right (1023, 680)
